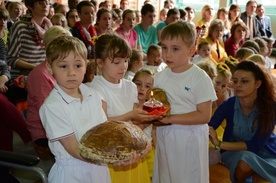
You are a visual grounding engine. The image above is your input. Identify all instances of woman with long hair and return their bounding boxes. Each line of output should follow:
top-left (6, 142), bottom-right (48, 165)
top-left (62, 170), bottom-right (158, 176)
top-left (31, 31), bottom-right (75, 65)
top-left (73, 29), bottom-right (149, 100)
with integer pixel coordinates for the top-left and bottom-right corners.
top-left (209, 61), bottom-right (276, 182)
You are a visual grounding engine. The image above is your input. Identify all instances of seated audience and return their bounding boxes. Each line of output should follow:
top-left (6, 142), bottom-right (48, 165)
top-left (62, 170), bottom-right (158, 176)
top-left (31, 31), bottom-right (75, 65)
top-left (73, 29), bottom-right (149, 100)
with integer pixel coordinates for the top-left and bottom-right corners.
top-left (216, 7), bottom-right (230, 41)
top-left (0, 7), bottom-right (9, 45)
top-left (185, 6), bottom-right (195, 26)
top-left (197, 4), bottom-right (215, 37)
top-left (262, 37), bottom-right (275, 71)
top-left (192, 41), bottom-right (217, 66)
top-left (66, 9), bottom-right (79, 28)
top-left (124, 49), bottom-right (144, 81)
top-left (228, 4), bottom-right (242, 27)
top-left (179, 9), bottom-right (187, 21)
top-left (134, 4), bottom-right (158, 59)
top-left (71, 1), bottom-right (96, 59)
top-left (7, 1), bottom-right (23, 31)
top-left (142, 44), bottom-right (167, 74)
top-left (115, 9), bottom-right (138, 49)
top-left (68, 0), bottom-right (79, 10)
top-left (47, 3), bottom-right (54, 19)
top-left (163, 0), bottom-right (174, 9)
top-left (6, 0), bottom-right (52, 104)
top-left (119, 0), bottom-right (129, 11)
top-left (246, 54), bottom-right (266, 66)
top-left (94, 8), bottom-right (113, 35)
top-left (241, 39), bottom-right (260, 54)
top-left (156, 8), bottom-right (179, 40)
top-left (224, 21), bottom-right (247, 57)
top-left (213, 63), bottom-right (232, 107)
top-left (54, 3), bottom-right (68, 17)
top-left (235, 47), bottom-right (255, 62)
top-left (199, 19), bottom-right (228, 63)
top-left (240, 0), bottom-right (261, 39)
top-left (50, 13), bottom-right (68, 28)
top-left (255, 4), bottom-right (274, 38)
top-left (158, 8), bottom-right (168, 22)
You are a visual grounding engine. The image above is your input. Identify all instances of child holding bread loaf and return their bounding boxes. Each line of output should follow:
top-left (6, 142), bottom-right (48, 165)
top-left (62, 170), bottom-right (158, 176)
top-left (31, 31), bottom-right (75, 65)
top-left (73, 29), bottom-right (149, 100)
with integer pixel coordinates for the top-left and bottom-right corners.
top-left (39, 36), bottom-right (111, 183)
top-left (39, 36), bottom-right (147, 183)
top-left (89, 34), bottom-right (161, 183)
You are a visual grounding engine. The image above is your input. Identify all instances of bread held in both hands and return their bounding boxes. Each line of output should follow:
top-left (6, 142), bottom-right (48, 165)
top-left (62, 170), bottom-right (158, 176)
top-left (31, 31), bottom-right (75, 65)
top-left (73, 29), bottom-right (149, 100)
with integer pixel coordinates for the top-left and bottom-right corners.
top-left (79, 121), bottom-right (148, 164)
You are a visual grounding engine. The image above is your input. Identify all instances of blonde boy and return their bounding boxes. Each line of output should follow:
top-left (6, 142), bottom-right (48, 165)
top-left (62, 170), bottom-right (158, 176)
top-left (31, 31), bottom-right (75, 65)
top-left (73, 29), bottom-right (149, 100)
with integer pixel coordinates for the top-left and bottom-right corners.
top-left (39, 36), bottom-right (111, 183)
top-left (152, 21), bottom-right (217, 183)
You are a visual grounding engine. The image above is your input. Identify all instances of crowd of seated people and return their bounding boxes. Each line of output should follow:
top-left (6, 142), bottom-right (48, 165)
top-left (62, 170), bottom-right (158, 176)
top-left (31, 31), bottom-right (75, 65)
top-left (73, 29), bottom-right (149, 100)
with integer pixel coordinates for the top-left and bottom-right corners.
top-left (0, 0), bottom-right (276, 182)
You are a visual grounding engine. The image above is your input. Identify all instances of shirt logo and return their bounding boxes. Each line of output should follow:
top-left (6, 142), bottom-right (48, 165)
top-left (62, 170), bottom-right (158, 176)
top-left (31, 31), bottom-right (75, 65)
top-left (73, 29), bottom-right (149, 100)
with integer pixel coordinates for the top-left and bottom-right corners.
top-left (184, 86), bottom-right (191, 91)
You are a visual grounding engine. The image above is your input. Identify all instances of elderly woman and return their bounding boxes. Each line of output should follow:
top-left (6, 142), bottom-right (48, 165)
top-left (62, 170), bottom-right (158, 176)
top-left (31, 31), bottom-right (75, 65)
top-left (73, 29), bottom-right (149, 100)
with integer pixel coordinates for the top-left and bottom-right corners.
top-left (198, 19), bottom-right (228, 63)
top-left (224, 21), bottom-right (247, 57)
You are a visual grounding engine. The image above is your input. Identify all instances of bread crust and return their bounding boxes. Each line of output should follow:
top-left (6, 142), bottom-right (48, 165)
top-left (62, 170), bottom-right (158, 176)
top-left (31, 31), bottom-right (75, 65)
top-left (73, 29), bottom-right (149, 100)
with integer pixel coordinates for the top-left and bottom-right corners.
top-left (79, 121), bottom-right (148, 164)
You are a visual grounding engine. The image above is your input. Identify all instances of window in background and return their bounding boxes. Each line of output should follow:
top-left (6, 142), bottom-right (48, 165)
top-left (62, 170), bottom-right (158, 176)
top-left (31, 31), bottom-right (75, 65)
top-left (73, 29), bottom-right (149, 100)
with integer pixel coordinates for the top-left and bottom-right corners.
top-left (175, 0), bottom-right (220, 11)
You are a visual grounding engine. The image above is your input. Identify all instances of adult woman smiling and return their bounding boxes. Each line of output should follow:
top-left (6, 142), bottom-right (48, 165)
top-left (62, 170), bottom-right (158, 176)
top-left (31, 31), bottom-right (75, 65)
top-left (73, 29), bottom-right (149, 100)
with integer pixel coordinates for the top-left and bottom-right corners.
top-left (224, 21), bottom-right (247, 57)
top-left (209, 61), bottom-right (276, 182)
top-left (198, 19), bottom-right (228, 63)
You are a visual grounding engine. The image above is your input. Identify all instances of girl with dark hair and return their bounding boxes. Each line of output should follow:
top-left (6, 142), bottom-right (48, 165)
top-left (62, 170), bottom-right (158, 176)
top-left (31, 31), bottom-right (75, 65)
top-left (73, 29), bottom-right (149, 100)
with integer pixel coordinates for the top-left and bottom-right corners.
top-left (209, 61), bottom-right (276, 182)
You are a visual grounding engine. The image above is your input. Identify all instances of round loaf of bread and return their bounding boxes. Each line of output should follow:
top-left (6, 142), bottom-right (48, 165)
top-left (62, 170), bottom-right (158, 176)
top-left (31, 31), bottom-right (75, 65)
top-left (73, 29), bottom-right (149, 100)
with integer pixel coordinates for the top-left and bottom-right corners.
top-left (79, 121), bottom-right (148, 164)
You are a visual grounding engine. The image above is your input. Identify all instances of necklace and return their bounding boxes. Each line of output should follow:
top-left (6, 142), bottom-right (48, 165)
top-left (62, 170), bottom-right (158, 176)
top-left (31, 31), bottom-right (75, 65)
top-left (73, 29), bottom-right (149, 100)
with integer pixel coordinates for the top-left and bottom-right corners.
top-left (123, 29), bottom-right (131, 40)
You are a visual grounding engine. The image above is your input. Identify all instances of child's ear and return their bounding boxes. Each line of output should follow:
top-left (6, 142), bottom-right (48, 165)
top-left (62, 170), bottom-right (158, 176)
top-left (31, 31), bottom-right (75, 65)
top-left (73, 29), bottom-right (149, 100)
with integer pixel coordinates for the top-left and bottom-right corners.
top-left (96, 58), bottom-right (103, 69)
top-left (189, 45), bottom-right (196, 57)
top-left (46, 61), bottom-right (53, 75)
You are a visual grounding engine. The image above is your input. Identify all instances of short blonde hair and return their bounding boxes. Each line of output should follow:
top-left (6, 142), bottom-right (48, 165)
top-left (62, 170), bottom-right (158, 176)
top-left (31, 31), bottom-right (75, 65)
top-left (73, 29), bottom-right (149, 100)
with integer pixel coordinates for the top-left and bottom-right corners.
top-left (207, 19), bottom-right (224, 39)
top-left (46, 36), bottom-right (87, 65)
top-left (246, 54), bottom-right (266, 66)
top-left (201, 4), bottom-right (213, 20)
top-left (128, 49), bottom-right (143, 71)
top-left (43, 26), bottom-right (72, 46)
top-left (50, 13), bottom-right (68, 28)
top-left (160, 21), bottom-right (196, 48)
top-left (217, 62), bottom-right (232, 79)
top-left (197, 61), bottom-right (217, 79)
top-left (253, 37), bottom-right (268, 55)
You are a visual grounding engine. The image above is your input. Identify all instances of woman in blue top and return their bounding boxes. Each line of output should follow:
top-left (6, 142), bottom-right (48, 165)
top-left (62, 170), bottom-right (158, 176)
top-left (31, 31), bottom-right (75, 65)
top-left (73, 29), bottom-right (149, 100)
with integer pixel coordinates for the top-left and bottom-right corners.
top-left (209, 61), bottom-right (276, 183)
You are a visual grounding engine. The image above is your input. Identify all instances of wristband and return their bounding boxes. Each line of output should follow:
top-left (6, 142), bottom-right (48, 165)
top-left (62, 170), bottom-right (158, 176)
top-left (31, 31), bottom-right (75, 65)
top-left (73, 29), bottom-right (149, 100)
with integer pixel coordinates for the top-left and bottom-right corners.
top-left (215, 140), bottom-right (222, 151)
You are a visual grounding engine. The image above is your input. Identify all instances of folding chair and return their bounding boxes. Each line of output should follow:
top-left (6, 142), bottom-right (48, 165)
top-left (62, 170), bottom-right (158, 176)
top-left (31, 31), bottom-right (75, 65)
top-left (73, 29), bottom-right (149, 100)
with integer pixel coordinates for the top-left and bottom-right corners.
top-left (0, 150), bottom-right (48, 183)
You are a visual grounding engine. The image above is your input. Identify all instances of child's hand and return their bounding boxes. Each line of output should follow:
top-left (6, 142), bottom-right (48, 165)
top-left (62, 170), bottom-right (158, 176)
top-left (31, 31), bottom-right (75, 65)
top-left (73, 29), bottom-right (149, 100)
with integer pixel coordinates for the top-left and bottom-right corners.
top-left (209, 127), bottom-right (219, 146)
top-left (131, 108), bottom-right (162, 123)
top-left (113, 141), bottom-right (152, 167)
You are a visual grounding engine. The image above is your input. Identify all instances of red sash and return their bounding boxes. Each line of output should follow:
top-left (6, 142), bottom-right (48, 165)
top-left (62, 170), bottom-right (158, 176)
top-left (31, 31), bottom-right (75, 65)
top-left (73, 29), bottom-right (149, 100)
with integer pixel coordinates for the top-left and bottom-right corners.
top-left (75, 22), bottom-right (97, 46)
